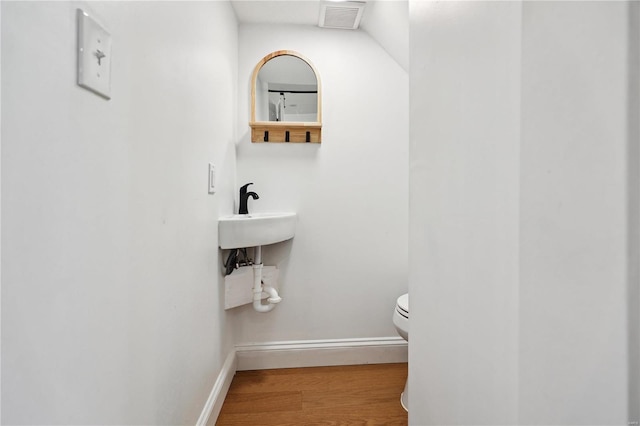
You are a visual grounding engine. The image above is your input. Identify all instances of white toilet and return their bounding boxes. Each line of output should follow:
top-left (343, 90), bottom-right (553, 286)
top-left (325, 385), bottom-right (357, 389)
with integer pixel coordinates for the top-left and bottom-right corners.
top-left (393, 293), bottom-right (409, 411)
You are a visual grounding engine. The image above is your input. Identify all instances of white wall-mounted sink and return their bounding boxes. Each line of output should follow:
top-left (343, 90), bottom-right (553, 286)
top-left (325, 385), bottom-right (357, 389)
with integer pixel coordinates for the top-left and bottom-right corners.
top-left (218, 212), bottom-right (297, 249)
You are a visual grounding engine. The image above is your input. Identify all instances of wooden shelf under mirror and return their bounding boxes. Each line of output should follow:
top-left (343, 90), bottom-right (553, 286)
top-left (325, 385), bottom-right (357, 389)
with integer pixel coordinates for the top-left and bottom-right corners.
top-left (250, 50), bottom-right (322, 143)
top-left (250, 122), bottom-right (322, 143)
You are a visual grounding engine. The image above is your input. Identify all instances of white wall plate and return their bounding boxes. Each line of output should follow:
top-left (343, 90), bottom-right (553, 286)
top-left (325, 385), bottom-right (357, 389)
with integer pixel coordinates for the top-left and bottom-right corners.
top-left (77, 9), bottom-right (112, 99)
top-left (208, 163), bottom-right (216, 194)
top-left (224, 266), bottom-right (279, 310)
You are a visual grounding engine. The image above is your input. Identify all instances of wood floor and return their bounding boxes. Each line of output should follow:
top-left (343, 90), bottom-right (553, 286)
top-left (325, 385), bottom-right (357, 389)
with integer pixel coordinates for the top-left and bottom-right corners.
top-left (215, 363), bottom-right (408, 426)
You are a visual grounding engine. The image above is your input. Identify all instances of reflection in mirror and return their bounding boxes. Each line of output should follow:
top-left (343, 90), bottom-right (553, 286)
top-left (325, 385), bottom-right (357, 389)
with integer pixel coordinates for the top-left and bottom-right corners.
top-left (256, 55), bottom-right (318, 123)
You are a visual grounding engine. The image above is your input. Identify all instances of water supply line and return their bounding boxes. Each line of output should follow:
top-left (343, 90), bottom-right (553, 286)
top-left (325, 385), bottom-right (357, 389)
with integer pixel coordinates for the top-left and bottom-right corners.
top-left (252, 246), bottom-right (282, 313)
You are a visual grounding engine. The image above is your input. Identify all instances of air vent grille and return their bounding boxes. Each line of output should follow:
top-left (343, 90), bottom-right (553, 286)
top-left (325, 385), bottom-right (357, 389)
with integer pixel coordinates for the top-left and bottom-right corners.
top-left (319, 1), bottom-right (366, 30)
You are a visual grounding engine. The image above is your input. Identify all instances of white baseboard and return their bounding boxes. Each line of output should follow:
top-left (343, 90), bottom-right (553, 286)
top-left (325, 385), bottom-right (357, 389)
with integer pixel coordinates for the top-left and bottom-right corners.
top-left (195, 349), bottom-right (237, 426)
top-left (235, 337), bottom-right (408, 371)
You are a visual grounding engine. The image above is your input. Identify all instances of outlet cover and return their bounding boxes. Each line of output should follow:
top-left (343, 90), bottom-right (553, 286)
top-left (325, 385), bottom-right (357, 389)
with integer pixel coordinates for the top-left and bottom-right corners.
top-left (77, 9), bottom-right (112, 99)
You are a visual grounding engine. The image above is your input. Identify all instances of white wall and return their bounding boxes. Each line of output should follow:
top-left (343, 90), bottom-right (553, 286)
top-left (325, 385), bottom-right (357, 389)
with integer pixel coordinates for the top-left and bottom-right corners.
top-left (410, 1), bottom-right (636, 425)
top-left (232, 24), bottom-right (408, 343)
top-left (360, 0), bottom-right (409, 73)
top-left (631, 3), bottom-right (640, 421)
top-left (0, 2), bottom-right (3, 422)
top-left (519, 2), bottom-right (630, 424)
top-left (1, 2), bottom-right (237, 424)
top-left (409, 2), bottom-right (521, 424)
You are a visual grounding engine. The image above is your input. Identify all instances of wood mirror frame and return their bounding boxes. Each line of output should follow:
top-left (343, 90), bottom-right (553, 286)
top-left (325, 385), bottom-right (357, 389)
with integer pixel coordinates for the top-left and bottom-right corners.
top-left (250, 51), bottom-right (322, 143)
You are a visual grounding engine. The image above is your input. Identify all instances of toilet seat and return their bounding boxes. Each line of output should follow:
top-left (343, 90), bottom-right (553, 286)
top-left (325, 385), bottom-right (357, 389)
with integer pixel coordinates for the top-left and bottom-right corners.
top-left (392, 293), bottom-right (409, 412)
top-left (393, 293), bottom-right (409, 340)
top-left (396, 293), bottom-right (408, 318)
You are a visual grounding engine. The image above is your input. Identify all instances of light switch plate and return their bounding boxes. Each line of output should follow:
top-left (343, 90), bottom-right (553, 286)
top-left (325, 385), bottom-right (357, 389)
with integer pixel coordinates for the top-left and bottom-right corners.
top-left (208, 163), bottom-right (216, 194)
top-left (77, 9), bottom-right (112, 99)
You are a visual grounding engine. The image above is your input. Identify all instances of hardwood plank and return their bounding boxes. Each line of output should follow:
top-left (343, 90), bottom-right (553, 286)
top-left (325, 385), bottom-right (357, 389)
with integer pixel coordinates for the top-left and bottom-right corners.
top-left (216, 412), bottom-right (407, 426)
top-left (218, 391), bottom-right (302, 414)
top-left (302, 387), bottom-right (405, 410)
top-left (302, 402), bottom-right (408, 425)
top-left (228, 363), bottom-right (407, 394)
top-left (217, 411), bottom-right (302, 426)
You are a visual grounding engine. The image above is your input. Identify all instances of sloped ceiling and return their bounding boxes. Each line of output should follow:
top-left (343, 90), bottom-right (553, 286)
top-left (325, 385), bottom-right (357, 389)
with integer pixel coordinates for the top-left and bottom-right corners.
top-left (231, 0), bottom-right (409, 73)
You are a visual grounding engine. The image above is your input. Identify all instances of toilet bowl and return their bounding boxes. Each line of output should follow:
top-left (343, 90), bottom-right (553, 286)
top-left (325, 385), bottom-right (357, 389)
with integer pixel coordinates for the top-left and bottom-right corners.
top-left (393, 293), bottom-right (409, 411)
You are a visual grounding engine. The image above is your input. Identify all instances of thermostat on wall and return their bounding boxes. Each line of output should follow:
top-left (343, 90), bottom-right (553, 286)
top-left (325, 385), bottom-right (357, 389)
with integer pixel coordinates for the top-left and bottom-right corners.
top-left (77, 9), bottom-right (112, 99)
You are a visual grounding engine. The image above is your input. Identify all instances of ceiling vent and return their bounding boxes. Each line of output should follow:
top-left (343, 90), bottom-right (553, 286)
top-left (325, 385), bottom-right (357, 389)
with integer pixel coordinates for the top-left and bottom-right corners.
top-left (319, 1), bottom-right (366, 30)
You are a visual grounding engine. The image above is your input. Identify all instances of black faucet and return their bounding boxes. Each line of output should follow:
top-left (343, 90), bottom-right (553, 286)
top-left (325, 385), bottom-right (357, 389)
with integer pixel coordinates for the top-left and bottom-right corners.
top-left (239, 183), bottom-right (259, 215)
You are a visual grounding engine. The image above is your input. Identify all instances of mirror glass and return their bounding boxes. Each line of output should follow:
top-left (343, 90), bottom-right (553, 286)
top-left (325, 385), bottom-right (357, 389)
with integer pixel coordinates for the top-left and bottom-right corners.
top-left (255, 55), bottom-right (318, 123)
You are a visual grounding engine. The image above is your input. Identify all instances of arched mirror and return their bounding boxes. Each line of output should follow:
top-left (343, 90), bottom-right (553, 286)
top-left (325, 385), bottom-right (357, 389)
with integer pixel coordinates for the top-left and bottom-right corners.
top-left (250, 51), bottom-right (322, 143)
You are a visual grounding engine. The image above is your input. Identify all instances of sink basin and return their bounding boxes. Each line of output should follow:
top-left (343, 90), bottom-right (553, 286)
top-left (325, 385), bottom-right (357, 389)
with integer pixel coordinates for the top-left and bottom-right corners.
top-left (218, 212), bottom-right (297, 249)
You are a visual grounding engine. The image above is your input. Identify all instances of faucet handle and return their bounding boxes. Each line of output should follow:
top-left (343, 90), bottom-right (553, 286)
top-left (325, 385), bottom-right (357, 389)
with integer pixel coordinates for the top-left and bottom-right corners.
top-left (240, 182), bottom-right (254, 191)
